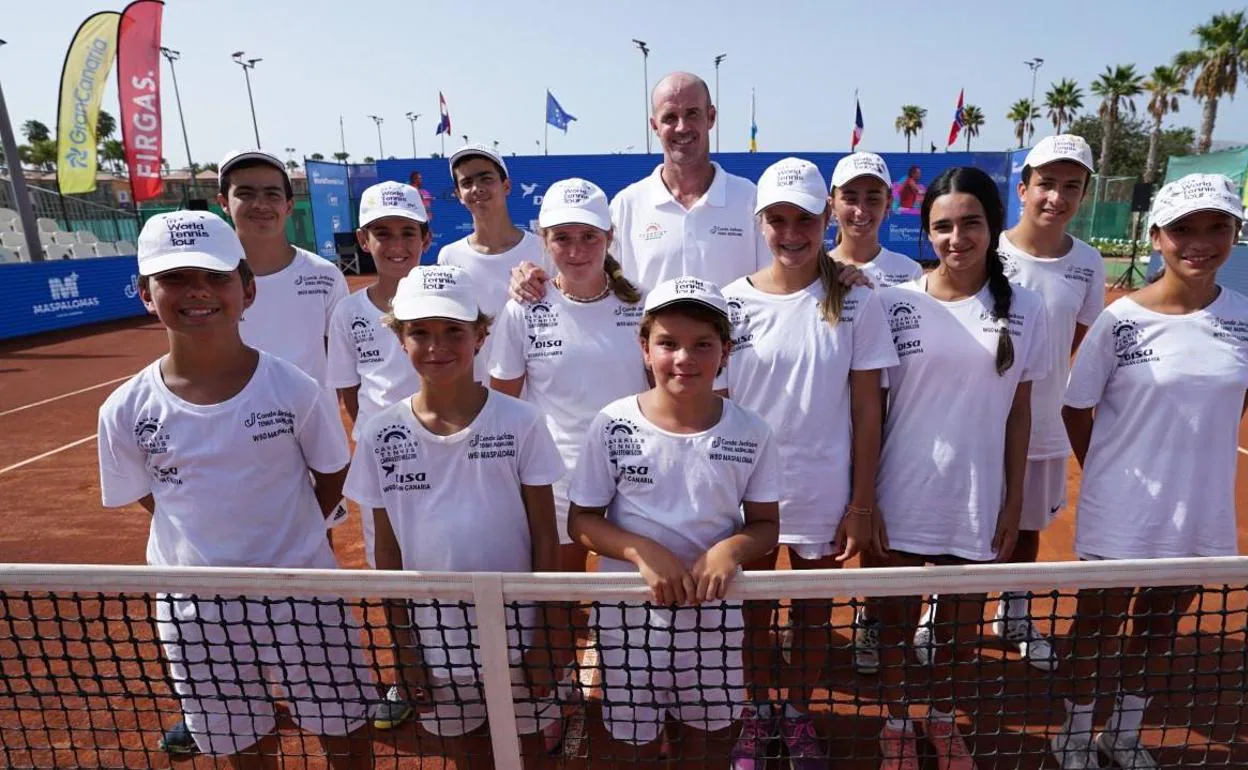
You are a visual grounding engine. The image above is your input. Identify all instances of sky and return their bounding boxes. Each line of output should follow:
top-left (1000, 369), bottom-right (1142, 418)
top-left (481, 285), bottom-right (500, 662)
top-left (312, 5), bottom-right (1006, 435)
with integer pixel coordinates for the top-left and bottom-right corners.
top-left (4, 0), bottom-right (1247, 169)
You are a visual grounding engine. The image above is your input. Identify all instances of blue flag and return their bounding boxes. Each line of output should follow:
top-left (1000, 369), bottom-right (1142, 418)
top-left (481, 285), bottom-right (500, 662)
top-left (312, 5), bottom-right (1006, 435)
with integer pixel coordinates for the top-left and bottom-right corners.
top-left (546, 90), bottom-right (576, 132)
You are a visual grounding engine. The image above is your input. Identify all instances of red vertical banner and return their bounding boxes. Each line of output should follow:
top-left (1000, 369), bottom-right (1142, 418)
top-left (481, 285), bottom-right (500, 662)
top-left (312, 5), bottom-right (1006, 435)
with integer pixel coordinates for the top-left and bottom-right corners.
top-left (117, 0), bottom-right (164, 202)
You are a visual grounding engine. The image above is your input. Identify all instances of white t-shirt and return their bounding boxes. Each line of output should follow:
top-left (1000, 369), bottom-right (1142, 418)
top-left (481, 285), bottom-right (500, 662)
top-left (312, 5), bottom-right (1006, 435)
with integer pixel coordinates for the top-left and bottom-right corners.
top-left (343, 391), bottom-right (564, 678)
top-left (876, 278), bottom-right (1049, 561)
top-left (437, 231), bottom-right (547, 381)
top-left (569, 396), bottom-right (779, 635)
top-left (490, 290), bottom-right (649, 530)
top-left (326, 288), bottom-right (421, 439)
top-left (1065, 292), bottom-right (1248, 559)
top-left (610, 162), bottom-right (767, 289)
top-left (858, 248), bottom-right (924, 288)
top-left (97, 352), bottom-right (349, 570)
top-left (722, 279), bottom-right (897, 544)
top-left (999, 234), bottom-right (1105, 459)
top-left (239, 247), bottom-right (348, 387)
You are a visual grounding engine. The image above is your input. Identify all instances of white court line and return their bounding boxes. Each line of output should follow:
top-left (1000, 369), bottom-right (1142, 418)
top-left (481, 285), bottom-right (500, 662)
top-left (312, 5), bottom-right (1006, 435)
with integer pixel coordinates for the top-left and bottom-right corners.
top-left (0, 375), bottom-right (134, 418)
top-left (0, 434), bottom-right (97, 476)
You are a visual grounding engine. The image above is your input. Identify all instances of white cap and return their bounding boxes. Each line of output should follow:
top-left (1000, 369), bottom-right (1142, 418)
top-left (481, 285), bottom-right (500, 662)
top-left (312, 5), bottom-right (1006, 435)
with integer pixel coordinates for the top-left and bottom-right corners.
top-left (830, 152), bottom-right (892, 190)
top-left (538, 178), bottom-right (611, 230)
top-left (1023, 135), bottom-right (1095, 174)
top-left (359, 181), bottom-right (429, 227)
top-left (219, 149), bottom-right (289, 181)
top-left (1148, 173), bottom-right (1244, 229)
top-left (448, 143), bottom-right (509, 177)
top-left (755, 158), bottom-right (828, 215)
top-left (137, 211), bottom-right (244, 277)
top-left (642, 276), bottom-right (729, 318)
top-left (391, 265), bottom-right (480, 322)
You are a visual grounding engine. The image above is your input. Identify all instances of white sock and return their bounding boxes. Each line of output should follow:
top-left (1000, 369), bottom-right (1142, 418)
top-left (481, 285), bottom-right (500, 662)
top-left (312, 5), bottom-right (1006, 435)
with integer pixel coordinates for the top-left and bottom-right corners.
top-left (884, 717), bottom-right (911, 734)
top-left (1109, 692), bottom-right (1149, 740)
top-left (920, 597), bottom-right (938, 626)
top-left (752, 701), bottom-right (773, 720)
top-left (926, 706), bottom-right (955, 723)
top-left (1001, 591), bottom-right (1030, 621)
top-left (782, 702), bottom-right (803, 720)
top-left (1064, 699), bottom-right (1095, 740)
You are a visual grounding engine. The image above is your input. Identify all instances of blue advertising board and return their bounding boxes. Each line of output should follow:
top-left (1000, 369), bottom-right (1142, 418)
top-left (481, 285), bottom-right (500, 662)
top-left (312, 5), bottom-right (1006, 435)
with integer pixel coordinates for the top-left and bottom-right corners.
top-left (0, 255), bottom-right (147, 340)
top-left (305, 161), bottom-right (352, 260)
top-left (374, 151), bottom-right (1011, 265)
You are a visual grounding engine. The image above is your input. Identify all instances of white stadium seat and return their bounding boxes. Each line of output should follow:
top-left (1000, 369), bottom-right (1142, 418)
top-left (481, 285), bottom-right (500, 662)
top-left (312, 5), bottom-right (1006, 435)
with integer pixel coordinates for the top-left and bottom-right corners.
top-left (115, 240), bottom-right (136, 254)
top-left (94, 241), bottom-right (118, 257)
top-left (0, 232), bottom-right (23, 249)
top-left (75, 230), bottom-right (99, 245)
top-left (38, 231), bottom-right (53, 247)
top-left (0, 207), bottom-right (17, 225)
top-left (67, 244), bottom-right (97, 259)
top-left (36, 217), bottom-right (59, 233)
top-left (0, 246), bottom-right (19, 264)
top-left (45, 244), bottom-right (72, 260)
top-left (51, 232), bottom-right (77, 246)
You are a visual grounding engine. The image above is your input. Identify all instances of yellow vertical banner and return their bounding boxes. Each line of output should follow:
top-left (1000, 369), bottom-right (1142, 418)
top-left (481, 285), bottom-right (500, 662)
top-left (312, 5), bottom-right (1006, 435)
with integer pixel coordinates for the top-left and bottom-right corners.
top-left (56, 12), bottom-right (121, 194)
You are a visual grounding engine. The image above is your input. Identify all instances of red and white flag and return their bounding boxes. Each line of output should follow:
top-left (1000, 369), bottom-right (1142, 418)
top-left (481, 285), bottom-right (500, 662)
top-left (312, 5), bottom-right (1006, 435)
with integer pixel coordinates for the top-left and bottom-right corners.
top-left (946, 89), bottom-right (965, 149)
top-left (117, 0), bottom-right (164, 201)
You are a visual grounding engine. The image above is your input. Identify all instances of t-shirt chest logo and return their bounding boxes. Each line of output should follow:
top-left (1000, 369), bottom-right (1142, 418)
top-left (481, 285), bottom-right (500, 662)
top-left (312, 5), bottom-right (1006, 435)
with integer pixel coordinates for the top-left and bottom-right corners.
top-left (978, 309), bottom-right (1025, 337)
top-left (604, 418), bottom-right (651, 484)
top-left (350, 316), bottom-right (383, 363)
top-left (1064, 265), bottom-right (1095, 286)
top-left (468, 431), bottom-right (517, 460)
top-left (708, 435), bottom-right (758, 465)
top-left (1112, 320), bottom-right (1157, 366)
top-left (1210, 316), bottom-right (1248, 343)
top-left (709, 224), bottom-right (745, 238)
top-left (374, 423), bottom-right (420, 462)
top-left (727, 298), bottom-right (754, 350)
top-left (245, 409), bottom-right (296, 443)
top-left (639, 222), bottom-right (667, 242)
top-left (888, 301), bottom-right (923, 356)
top-left (134, 416), bottom-right (171, 455)
top-left (524, 301), bottom-right (560, 329)
top-left (294, 273), bottom-right (335, 297)
top-left (1001, 256), bottom-right (1020, 279)
top-left (614, 303), bottom-right (644, 328)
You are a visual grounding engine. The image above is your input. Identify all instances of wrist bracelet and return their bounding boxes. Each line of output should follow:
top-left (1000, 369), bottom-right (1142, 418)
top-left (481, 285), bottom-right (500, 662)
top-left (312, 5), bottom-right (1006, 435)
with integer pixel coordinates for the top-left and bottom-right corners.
top-left (846, 504), bottom-right (874, 517)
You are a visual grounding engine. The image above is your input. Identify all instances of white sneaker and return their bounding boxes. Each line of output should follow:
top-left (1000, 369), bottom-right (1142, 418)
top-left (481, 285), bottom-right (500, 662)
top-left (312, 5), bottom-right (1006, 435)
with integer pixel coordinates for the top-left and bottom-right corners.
top-left (853, 615), bottom-right (881, 675)
top-left (1095, 731), bottom-right (1158, 770)
top-left (991, 603), bottom-right (1057, 671)
top-left (1049, 725), bottom-right (1099, 769)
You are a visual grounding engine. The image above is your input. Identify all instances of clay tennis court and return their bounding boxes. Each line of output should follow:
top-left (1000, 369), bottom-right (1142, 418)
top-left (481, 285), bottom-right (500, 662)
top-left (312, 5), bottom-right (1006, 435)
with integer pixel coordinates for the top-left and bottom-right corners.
top-left (1, 282), bottom-right (1245, 769)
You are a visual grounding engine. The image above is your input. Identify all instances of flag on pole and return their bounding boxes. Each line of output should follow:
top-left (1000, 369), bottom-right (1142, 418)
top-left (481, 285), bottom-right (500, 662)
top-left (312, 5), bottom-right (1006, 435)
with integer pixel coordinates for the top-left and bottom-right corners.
top-left (749, 88), bottom-right (758, 153)
top-left (545, 91), bottom-right (576, 132)
top-left (56, 11), bottom-right (121, 194)
top-left (946, 88), bottom-right (965, 148)
top-left (851, 96), bottom-right (864, 150)
top-left (117, 0), bottom-right (165, 202)
top-left (435, 92), bottom-right (451, 135)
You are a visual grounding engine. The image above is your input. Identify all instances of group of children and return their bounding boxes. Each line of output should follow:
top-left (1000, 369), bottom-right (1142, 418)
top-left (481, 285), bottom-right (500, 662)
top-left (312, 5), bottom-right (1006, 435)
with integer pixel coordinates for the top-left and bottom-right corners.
top-left (97, 136), bottom-right (1248, 770)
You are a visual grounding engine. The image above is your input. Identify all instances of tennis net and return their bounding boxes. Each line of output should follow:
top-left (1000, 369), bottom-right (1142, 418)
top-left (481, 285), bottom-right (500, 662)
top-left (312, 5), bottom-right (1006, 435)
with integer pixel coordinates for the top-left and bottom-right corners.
top-left (1, 558), bottom-right (1245, 769)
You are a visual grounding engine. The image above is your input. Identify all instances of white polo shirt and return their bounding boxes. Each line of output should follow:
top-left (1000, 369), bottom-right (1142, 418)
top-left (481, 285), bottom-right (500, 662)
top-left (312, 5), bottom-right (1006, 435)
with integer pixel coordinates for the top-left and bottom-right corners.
top-left (610, 162), bottom-right (767, 289)
top-left (858, 248), bottom-right (924, 288)
top-left (239, 247), bottom-right (348, 388)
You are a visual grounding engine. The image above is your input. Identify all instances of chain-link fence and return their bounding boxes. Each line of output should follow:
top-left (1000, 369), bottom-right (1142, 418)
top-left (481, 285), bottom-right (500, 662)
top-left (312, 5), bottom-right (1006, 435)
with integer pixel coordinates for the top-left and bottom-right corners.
top-left (1067, 174), bottom-right (1137, 243)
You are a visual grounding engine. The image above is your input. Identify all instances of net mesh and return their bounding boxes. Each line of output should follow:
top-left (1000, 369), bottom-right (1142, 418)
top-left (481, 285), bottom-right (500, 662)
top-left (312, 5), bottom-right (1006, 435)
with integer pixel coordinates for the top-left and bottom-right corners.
top-left (2, 560), bottom-right (1246, 769)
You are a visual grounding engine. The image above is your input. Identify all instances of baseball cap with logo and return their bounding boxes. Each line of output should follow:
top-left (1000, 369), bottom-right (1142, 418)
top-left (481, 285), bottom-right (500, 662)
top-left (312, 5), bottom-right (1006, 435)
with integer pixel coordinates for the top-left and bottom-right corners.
top-left (1023, 134), bottom-right (1095, 174)
top-left (538, 178), bottom-right (611, 230)
top-left (448, 143), bottom-right (509, 178)
top-left (359, 181), bottom-right (429, 228)
top-left (1148, 173), bottom-right (1244, 230)
top-left (755, 158), bottom-right (828, 215)
top-left (219, 149), bottom-right (289, 181)
top-left (642, 276), bottom-right (729, 318)
top-left (830, 152), bottom-right (893, 190)
top-left (137, 210), bottom-right (245, 276)
top-left (391, 265), bottom-right (480, 322)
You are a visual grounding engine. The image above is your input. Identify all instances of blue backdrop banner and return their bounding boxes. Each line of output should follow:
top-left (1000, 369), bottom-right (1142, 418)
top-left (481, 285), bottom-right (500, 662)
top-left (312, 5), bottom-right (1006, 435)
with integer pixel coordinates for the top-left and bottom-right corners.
top-left (0, 255), bottom-right (146, 340)
top-left (306, 161), bottom-right (352, 260)
top-left (1005, 149), bottom-right (1030, 229)
top-left (373, 151), bottom-right (1011, 265)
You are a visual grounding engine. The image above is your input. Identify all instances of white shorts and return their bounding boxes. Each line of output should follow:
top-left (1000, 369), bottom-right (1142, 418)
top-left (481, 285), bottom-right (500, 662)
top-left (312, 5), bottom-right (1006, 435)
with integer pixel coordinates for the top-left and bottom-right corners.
top-left (418, 665), bottom-right (559, 737)
top-left (156, 595), bottom-right (371, 756)
top-left (597, 625), bottom-right (744, 745)
top-left (1020, 457), bottom-right (1067, 531)
top-left (784, 540), bottom-right (836, 561)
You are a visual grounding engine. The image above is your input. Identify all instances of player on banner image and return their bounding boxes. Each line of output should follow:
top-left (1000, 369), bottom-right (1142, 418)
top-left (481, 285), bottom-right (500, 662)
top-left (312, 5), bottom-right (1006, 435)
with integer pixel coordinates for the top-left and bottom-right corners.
top-left (721, 158), bottom-right (896, 769)
top-left (568, 277), bottom-right (779, 766)
top-left (1051, 175), bottom-right (1247, 770)
top-left (828, 152), bottom-right (924, 289)
top-left (97, 211), bottom-right (371, 766)
top-left (872, 168), bottom-right (1049, 770)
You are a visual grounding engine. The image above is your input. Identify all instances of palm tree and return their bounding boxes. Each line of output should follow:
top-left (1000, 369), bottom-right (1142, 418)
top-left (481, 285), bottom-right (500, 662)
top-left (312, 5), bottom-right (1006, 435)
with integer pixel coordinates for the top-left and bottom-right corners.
top-left (961, 104), bottom-right (985, 151)
top-left (202, 162), bottom-right (219, 173)
top-left (310, 152), bottom-right (325, 161)
top-left (1090, 64), bottom-right (1144, 175)
top-left (96, 110), bottom-right (116, 142)
top-left (1044, 78), bottom-right (1084, 134)
top-left (1006, 99), bottom-right (1040, 149)
top-left (100, 139), bottom-right (126, 174)
top-left (363, 156), bottom-right (375, 164)
top-left (332, 151), bottom-right (350, 162)
top-left (894, 105), bottom-right (926, 152)
top-left (1174, 10), bottom-right (1248, 154)
top-left (21, 120), bottom-right (50, 143)
top-left (1142, 65), bottom-right (1188, 183)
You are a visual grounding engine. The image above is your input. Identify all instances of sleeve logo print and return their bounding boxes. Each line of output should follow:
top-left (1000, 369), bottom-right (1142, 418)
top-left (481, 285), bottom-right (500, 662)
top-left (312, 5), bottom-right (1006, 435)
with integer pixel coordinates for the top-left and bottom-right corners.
top-left (373, 424), bottom-right (421, 462)
top-left (1112, 319), bottom-right (1157, 366)
top-left (524, 301), bottom-right (560, 329)
top-left (887, 301), bottom-right (921, 333)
